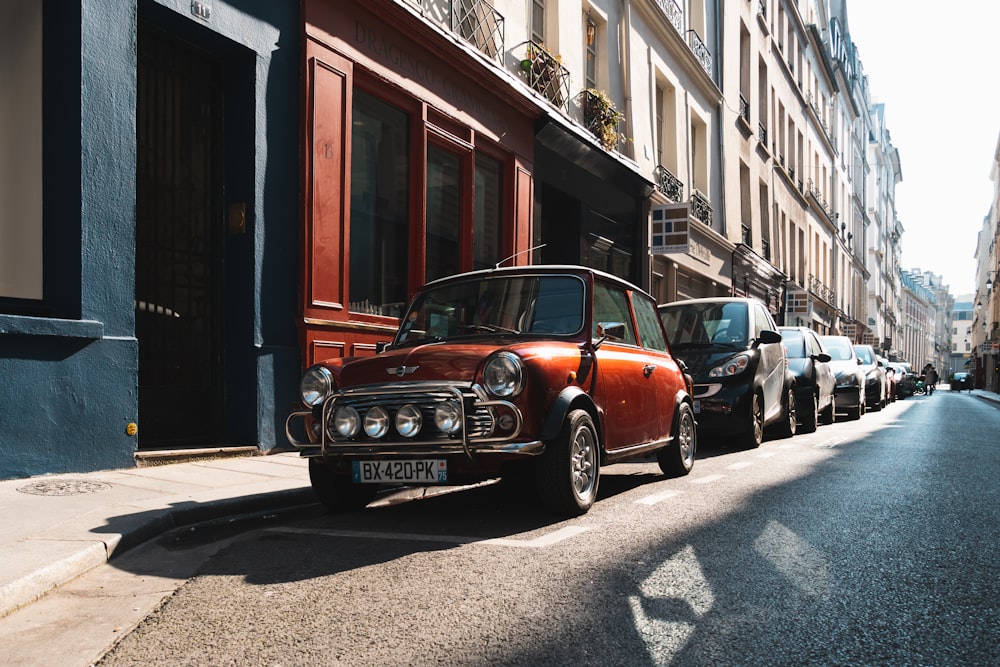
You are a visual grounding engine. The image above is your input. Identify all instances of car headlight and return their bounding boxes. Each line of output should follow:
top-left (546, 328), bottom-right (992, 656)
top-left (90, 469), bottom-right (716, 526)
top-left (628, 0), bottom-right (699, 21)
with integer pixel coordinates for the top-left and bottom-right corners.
top-left (483, 352), bottom-right (524, 397)
top-left (364, 406), bottom-right (389, 438)
top-left (434, 400), bottom-right (463, 434)
top-left (396, 404), bottom-right (423, 438)
top-left (333, 406), bottom-right (360, 437)
top-left (836, 372), bottom-right (860, 387)
top-left (300, 366), bottom-right (333, 407)
top-left (708, 353), bottom-right (750, 378)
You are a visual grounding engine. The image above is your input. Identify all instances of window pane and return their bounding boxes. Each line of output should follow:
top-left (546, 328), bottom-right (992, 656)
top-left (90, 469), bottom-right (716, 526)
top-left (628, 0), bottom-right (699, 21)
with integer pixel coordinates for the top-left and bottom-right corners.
top-left (426, 144), bottom-right (462, 282)
top-left (633, 294), bottom-right (667, 351)
top-left (350, 90), bottom-right (409, 317)
top-left (473, 154), bottom-right (502, 270)
top-left (593, 281), bottom-right (636, 344)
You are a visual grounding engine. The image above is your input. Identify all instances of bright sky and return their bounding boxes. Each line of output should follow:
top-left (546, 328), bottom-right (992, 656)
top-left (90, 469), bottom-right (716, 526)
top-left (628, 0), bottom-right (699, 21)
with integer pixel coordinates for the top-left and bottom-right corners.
top-left (845, 0), bottom-right (1000, 297)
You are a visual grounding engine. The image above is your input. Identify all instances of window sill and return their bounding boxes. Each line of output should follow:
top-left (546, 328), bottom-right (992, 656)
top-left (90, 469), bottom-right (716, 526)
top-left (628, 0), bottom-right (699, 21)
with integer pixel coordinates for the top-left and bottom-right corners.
top-left (0, 314), bottom-right (104, 340)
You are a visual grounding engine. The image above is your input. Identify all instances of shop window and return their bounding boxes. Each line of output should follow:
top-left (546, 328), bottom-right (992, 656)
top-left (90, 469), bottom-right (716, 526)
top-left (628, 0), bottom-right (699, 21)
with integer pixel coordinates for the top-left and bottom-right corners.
top-left (349, 89), bottom-right (410, 317)
top-left (473, 154), bottom-right (503, 269)
top-left (426, 144), bottom-right (462, 282)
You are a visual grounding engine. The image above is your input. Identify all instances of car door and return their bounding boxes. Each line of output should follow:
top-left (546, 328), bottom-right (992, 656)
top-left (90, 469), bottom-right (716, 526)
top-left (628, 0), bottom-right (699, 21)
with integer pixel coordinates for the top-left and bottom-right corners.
top-left (591, 280), bottom-right (659, 449)
top-left (807, 330), bottom-right (835, 410)
top-left (630, 290), bottom-right (683, 443)
top-left (753, 303), bottom-right (785, 422)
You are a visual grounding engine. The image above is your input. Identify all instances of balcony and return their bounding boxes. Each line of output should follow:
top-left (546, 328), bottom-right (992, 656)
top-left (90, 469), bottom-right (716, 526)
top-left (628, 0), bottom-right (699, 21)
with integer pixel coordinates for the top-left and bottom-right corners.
top-left (453, 0), bottom-right (504, 63)
top-left (517, 41), bottom-right (570, 108)
top-left (654, 0), bottom-right (684, 34)
top-left (691, 189), bottom-right (713, 226)
top-left (808, 274), bottom-right (836, 305)
top-left (686, 30), bottom-right (712, 74)
top-left (583, 89), bottom-right (625, 151)
top-left (653, 165), bottom-right (684, 202)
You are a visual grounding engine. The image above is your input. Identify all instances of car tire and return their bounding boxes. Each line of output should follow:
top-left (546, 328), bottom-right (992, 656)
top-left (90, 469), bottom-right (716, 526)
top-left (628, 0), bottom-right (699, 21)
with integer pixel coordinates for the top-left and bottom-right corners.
top-left (775, 386), bottom-right (797, 438)
top-left (741, 391), bottom-right (764, 448)
top-left (658, 402), bottom-right (696, 477)
top-left (799, 392), bottom-right (818, 433)
top-left (537, 409), bottom-right (600, 516)
top-left (309, 458), bottom-right (378, 512)
top-left (820, 399), bottom-right (835, 425)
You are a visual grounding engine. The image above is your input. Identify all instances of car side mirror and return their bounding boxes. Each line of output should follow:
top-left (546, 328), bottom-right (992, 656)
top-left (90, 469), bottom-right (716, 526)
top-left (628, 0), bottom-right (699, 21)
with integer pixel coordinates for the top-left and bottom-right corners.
top-left (813, 352), bottom-right (831, 363)
top-left (756, 329), bottom-right (782, 345)
top-left (594, 321), bottom-right (626, 348)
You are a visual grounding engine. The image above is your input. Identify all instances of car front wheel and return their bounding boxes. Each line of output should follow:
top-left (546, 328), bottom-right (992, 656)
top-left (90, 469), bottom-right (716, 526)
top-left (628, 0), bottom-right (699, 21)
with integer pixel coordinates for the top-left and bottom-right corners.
top-left (537, 409), bottom-right (600, 516)
top-left (741, 391), bottom-right (764, 448)
top-left (775, 386), bottom-right (797, 438)
top-left (658, 402), bottom-right (696, 477)
top-left (799, 392), bottom-right (818, 433)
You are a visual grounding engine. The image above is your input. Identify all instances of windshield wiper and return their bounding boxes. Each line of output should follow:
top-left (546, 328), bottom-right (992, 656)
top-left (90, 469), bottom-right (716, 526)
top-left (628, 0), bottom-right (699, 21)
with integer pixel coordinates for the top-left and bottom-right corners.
top-left (457, 324), bottom-right (521, 335)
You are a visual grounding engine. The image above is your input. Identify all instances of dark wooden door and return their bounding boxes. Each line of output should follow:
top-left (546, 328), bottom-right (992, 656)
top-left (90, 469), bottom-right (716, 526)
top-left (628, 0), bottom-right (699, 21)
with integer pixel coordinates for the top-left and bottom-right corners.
top-left (135, 21), bottom-right (224, 448)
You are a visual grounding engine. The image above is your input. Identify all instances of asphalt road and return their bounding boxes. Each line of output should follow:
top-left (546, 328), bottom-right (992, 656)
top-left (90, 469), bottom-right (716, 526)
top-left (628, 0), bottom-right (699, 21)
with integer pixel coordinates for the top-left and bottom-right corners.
top-left (13, 389), bottom-right (1000, 666)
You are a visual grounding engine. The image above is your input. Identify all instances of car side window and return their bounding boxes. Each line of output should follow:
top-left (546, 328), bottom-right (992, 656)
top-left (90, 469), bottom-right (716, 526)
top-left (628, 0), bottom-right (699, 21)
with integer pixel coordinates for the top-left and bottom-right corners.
top-left (752, 304), bottom-right (772, 339)
top-left (592, 282), bottom-right (637, 345)
top-left (632, 294), bottom-right (667, 352)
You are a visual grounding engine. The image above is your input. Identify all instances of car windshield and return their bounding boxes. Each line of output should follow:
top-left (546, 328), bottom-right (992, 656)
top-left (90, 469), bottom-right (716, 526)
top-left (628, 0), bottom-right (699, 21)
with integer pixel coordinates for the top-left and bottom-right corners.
top-left (395, 274), bottom-right (585, 346)
top-left (661, 302), bottom-right (748, 347)
top-left (854, 346), bottom-right (875, 364)
top-left (823, 337), bottom-right (854, 361)
top-left (779, 329), bottom-right (806, 358)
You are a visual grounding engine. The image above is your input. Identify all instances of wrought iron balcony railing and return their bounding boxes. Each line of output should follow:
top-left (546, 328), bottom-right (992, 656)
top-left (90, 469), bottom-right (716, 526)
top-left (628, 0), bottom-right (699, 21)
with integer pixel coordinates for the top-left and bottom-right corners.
top-left (691, 189), bottom-right (713, 226)
top-left (583, 89), bottom-right (626, 151)
top-left (653, 165), bottom-right (684, 202)
top-left (686, 30), bottom-right (712, 74)
top-left (654, 0), bottom-right (684, 34)
top-left (517, 40), bottom-right (570, 108)
top-left (738, 94), bottom-right (750, 124)
top-left (453, 0), bottom-right (504, 63)
top-left (808, 274), bottom-right (837, 305)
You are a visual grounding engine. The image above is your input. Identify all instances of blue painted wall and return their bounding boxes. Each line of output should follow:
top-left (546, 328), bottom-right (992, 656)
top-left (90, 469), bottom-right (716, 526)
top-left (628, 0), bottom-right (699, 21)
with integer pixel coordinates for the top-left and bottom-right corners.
top-left (0, 0), bottom-right (302, 479)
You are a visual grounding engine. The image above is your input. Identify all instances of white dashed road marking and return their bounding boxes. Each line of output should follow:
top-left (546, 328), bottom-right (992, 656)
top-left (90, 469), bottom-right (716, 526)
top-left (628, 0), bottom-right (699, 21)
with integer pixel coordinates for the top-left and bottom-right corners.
top-left (635, 490), bottom-right (682, 505)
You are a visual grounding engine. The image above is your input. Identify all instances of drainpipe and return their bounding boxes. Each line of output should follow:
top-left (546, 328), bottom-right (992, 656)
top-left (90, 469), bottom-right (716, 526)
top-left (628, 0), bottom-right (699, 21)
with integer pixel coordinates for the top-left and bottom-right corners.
top-left (620, 0), bottom-right (633, 161)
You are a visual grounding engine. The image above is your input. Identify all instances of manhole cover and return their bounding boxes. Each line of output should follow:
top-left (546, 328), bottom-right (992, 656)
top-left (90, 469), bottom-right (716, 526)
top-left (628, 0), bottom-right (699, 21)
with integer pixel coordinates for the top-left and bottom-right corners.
top-left (17, 479), bottom-right (112, 496)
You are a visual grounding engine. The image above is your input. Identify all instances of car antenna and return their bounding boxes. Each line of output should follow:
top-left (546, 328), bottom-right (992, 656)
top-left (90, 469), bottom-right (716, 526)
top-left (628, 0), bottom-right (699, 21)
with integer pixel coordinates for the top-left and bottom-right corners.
top-left (494, 243), bottom-right (547, 270)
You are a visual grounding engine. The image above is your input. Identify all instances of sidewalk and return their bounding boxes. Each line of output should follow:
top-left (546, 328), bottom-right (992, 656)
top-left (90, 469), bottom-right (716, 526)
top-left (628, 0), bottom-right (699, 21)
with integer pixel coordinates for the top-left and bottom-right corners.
top-left (0, 451), bottom-right (316, 619)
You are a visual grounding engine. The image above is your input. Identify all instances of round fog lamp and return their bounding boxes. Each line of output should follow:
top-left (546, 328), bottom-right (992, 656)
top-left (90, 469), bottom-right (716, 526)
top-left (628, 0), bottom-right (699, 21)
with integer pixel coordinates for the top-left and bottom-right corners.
top-left (333, 406), bottom-right (360, 438)
top-left (434, 401), bottom-right (462, 434)
top-left (364, 406), bottom-right (389, 438)
top-left (396, 404), bottom-right (423, 438)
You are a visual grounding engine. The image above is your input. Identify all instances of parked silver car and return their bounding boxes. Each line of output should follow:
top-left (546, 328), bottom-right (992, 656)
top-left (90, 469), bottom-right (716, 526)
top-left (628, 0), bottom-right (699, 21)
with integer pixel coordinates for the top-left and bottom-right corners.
top-left (820, 335), bottom-right (865, 420)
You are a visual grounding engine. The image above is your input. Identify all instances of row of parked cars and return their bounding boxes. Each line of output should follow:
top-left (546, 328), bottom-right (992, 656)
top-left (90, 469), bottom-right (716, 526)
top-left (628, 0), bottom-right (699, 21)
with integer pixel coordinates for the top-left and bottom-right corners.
top-left (285, 265), bottom-right (899, 518)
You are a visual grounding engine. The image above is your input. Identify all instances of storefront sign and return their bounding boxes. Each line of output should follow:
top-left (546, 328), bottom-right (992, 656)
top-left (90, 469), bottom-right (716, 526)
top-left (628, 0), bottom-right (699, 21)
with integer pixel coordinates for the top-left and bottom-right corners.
top-left (650, 203), bottom-right (690, 255)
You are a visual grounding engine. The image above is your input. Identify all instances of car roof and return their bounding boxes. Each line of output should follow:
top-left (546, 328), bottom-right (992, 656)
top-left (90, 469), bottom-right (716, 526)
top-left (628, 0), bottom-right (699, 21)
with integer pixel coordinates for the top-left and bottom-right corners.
top-left (658, 297), bottom-right (764, 308)
top-left (420, 264), bottom-right (652, 299)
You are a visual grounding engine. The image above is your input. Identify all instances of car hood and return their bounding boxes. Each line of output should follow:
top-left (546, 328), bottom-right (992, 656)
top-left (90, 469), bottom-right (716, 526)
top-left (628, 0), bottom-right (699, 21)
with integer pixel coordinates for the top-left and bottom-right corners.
top-left (332, 339), bottom-right (578, 386)
top-left (670, 345), bottom-right (752, 381)
top-left (827, 360), bottom-right (859, 376)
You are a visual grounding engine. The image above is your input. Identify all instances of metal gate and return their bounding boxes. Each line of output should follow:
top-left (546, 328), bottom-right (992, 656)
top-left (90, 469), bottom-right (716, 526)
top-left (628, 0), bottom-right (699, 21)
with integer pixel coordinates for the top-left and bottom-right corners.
top-left (135, 21), bottom-right (224, 448)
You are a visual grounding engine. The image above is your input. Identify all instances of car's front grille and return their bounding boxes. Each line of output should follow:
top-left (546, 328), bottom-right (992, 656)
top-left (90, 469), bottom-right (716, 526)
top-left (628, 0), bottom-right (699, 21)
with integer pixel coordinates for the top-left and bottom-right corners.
top-left (322, 383), bottom-right (496, 444)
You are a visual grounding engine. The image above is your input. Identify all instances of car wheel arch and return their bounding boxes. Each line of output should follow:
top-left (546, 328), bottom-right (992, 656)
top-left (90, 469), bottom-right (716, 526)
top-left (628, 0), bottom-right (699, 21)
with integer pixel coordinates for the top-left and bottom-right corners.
top-left (539, 385), bottom-right (602, 445)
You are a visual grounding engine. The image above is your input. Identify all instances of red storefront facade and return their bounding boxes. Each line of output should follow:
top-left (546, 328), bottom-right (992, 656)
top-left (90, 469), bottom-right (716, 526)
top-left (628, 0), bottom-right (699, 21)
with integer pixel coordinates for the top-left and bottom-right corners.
top-left (300, 0), bottom-right (539, 366)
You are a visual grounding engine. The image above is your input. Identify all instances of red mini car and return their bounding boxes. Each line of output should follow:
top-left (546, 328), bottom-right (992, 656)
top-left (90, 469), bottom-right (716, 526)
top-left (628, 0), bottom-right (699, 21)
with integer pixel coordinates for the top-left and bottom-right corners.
top-left (286, 265), bottom-right (696, 516)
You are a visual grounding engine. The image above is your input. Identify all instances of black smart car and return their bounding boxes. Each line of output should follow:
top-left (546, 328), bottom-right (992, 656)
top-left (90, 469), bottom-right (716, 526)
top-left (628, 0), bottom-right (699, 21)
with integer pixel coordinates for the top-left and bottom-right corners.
top-left (659, 297), bottom-right (796, 448)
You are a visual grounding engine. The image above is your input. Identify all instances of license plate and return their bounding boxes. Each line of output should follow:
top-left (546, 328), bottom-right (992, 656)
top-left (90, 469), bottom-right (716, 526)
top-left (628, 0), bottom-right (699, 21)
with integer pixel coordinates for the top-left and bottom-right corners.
top-left (693, 400), bottom-right (701, 414)
top-left (352, 459), bottom-right (447, 484)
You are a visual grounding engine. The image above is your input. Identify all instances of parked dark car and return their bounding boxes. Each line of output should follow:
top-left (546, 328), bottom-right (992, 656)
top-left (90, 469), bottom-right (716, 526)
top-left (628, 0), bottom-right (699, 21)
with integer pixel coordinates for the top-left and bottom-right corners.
top-left (878, 355), bottom-right (896, 402)
top-left (820, 335), bottom-right (866, 419)
top-left (779, 326), bottom-right (835, 432)
top-left (658, 297), bottom-right (796, 448)
top-left (951, 371), bottom-right (971, 391)
top-left (854, 344), bottom-right (887, 411)
top-left (285, 265), bottom-right (697, 517)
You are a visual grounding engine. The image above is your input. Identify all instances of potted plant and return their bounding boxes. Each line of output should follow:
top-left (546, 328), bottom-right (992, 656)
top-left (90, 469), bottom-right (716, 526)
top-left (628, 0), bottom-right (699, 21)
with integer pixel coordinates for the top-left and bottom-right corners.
top-left (584, 89), bottom-right (625, 151)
